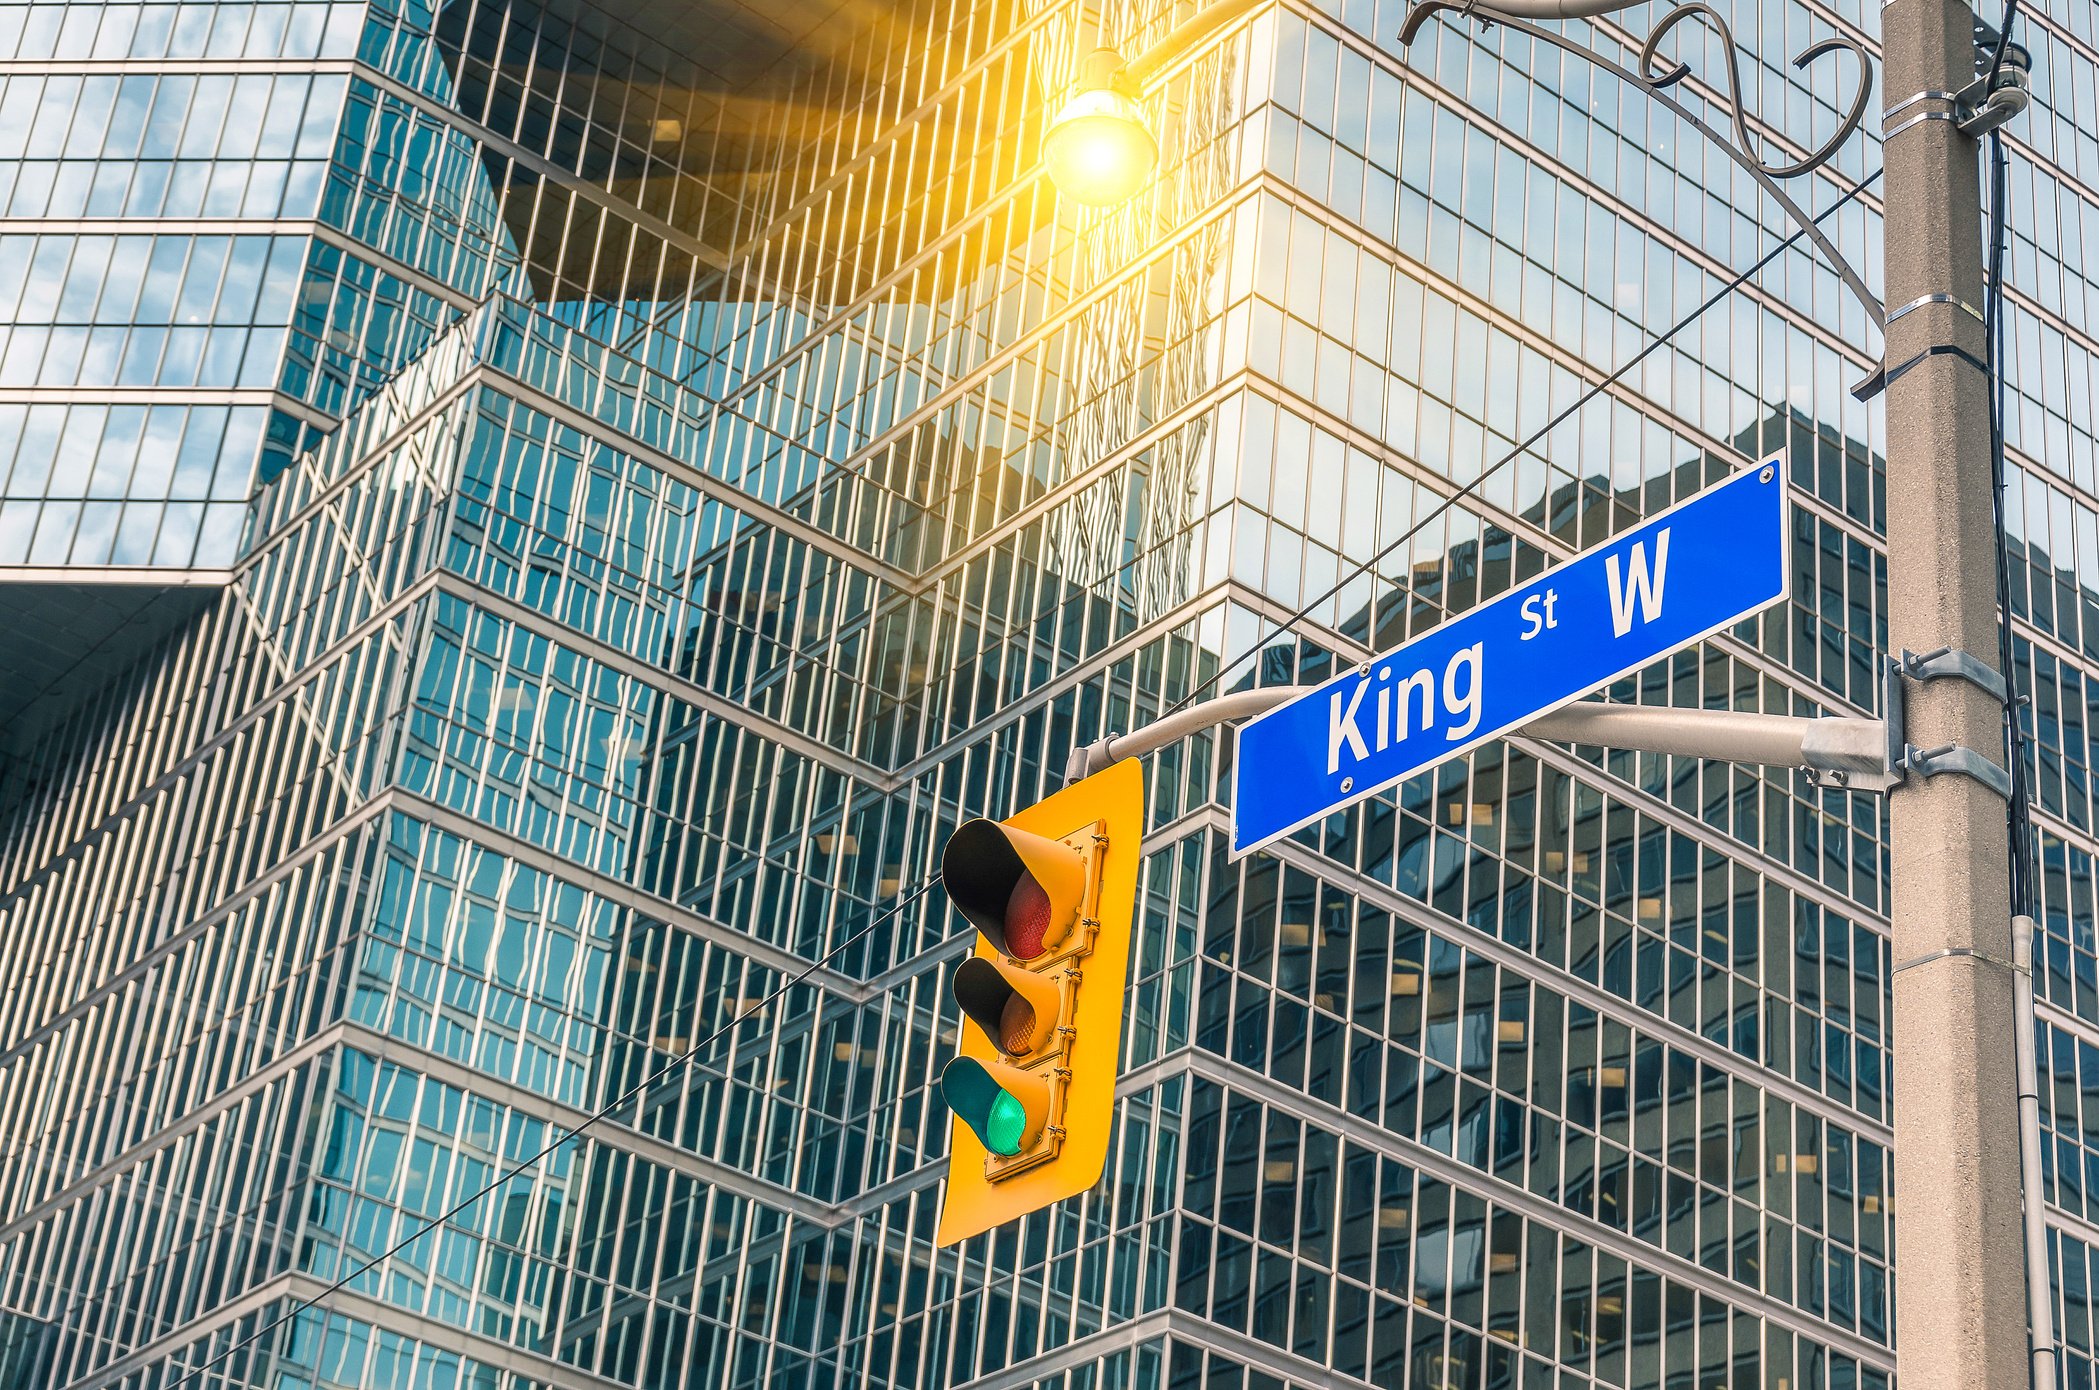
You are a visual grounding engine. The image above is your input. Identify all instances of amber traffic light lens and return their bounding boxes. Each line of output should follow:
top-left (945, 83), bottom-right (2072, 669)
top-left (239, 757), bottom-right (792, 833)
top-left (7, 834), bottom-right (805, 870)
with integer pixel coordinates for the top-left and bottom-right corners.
top-left (953, 957), bottom-right (1059, 1059)
top-left (998, 994), bottom-right (1035, 1053)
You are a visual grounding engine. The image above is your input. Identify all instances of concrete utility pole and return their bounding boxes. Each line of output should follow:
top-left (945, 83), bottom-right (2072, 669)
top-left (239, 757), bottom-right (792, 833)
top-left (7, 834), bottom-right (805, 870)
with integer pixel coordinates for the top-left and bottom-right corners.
top-left (1879, 0), bottom-right (2028, 1381)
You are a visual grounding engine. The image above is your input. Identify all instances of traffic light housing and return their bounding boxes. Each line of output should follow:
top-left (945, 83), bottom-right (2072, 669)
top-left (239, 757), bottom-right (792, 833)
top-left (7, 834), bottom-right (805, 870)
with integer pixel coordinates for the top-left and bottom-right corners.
top-left (934, 758), bottom-right (1144, 1245)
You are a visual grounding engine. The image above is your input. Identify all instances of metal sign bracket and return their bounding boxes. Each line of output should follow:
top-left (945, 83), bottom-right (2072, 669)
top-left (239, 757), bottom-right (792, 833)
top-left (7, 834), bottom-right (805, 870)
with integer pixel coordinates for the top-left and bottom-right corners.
top-left (1884, 648), bottom-right (2015, 799)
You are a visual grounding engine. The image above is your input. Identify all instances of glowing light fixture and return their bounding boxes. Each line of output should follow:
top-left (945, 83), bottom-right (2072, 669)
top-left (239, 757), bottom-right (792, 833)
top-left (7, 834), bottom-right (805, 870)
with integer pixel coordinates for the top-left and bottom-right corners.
top-left (1043, 50), bottom-right (1158, 207)
top-left (1040, 0), bottom-right (1271, 206)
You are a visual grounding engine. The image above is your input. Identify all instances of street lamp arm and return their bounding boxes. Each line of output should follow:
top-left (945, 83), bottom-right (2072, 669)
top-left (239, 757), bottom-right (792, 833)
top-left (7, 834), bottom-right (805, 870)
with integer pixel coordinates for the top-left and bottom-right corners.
top-left (1436, 0), bottom-right (1678, 20)
top-left (1399, 0), bottom-right (1886, 355)
top-left (1066, 691), bottom-right (1894, 789)
top-left (1633, 5), bottom-right (1874, 183)
top-left (1122, 0), bottom-right (1274, 88)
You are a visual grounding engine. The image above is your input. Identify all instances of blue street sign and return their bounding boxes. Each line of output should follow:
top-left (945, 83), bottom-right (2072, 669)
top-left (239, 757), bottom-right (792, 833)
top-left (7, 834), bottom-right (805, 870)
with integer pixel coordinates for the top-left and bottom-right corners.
top-left (1232, 462), bottom-right (1790, 855)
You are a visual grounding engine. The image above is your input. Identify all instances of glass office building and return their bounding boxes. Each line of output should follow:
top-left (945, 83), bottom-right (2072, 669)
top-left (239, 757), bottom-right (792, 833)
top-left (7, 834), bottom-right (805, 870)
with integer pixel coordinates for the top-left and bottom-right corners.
top-left (0, 0), bottom-right (2095, 1383)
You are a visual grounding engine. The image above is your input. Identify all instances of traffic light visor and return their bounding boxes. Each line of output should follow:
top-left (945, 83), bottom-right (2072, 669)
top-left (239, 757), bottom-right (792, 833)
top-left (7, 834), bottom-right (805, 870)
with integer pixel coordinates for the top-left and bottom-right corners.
top-left (941, 1056), bottom-right (1049, 1156)
top-left (942, 820), bottom-right (1087, 959)
top-left (953, 957), bottom-right (1062, 1057)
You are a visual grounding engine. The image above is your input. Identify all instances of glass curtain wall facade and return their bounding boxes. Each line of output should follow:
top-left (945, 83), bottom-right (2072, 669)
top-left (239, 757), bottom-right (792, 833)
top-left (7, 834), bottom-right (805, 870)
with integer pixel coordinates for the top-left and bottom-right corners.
top-left (0, 0), bottom-right (501, 569)
top-left (0, 0), bottom-right (2094, 1386)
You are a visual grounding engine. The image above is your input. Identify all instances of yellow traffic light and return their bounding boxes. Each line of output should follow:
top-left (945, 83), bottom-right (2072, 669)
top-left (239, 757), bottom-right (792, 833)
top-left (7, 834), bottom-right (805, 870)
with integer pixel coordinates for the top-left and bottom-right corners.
top-left (934, 758), bottom-right (1144, 1246)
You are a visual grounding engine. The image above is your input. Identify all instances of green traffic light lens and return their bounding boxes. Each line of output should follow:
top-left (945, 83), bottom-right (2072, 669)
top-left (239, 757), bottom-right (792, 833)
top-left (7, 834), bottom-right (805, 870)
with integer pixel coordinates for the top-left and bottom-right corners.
top-left (985, 1089), bottom-right (1027, 1155)
top-left (942, 1057), bottom-right (1038, 1158)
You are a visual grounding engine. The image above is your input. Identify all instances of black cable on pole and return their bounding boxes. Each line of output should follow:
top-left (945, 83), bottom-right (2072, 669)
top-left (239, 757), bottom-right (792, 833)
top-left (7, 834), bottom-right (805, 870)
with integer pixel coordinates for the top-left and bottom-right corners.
top-left (160, 873), bottom-right (950, 1390)
top-left (1986, 133), bottom-right (2028, 915)
top-left (1986, 0), bottom-right (2022, 86)
top-left (1165, 169), bottom-right (1885, 719)
top-left (1981, 0), bottom-right (2036, 918)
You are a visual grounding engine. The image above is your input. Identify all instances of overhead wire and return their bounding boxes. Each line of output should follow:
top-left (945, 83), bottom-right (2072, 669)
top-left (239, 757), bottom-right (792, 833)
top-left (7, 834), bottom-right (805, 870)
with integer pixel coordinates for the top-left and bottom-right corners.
top-left (1163, 167), bottom-right (1885, 719)
top-left (1985, 0), bottom-right (2022, 86)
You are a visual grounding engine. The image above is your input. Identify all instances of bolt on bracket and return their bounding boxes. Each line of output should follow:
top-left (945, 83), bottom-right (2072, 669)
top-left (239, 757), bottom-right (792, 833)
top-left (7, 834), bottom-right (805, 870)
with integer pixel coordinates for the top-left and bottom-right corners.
top-left (1797, 715), bottom-right (1902, 793)
top-left (1903, 742), bottom-right (2015, 799)
top-left (1884, 648), bottom-right (2015, 800)
top-left (1900, 645), bottom-right (2009, 702)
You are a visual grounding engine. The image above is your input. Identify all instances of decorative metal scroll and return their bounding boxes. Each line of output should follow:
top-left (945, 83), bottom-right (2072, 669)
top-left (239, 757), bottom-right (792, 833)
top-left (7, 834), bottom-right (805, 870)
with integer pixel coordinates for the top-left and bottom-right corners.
top-left (1399, 0), bottom-right (1886, 354)
top-left (1635, 3), bottom-right (1872, 180)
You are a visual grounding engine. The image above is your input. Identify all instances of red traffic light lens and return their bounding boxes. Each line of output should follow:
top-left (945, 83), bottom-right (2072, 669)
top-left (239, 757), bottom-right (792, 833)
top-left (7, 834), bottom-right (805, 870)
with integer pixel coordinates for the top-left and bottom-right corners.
top-left (1004, 875), bottom-right (1051, 959)
top-left (942, 818), bottom-right (1085, 959)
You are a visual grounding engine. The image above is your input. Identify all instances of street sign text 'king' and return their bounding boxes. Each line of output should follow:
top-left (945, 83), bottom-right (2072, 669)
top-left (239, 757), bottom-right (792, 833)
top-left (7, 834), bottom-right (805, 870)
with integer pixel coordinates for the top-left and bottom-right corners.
top-left (1232, 463), bottom-right (1790, 854)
